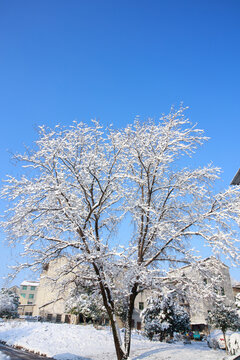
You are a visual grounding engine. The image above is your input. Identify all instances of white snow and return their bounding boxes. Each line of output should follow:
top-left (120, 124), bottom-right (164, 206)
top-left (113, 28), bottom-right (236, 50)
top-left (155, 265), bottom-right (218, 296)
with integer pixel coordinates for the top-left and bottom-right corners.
top-left (228, 332), bottom-right (240, 355)
top-left (0, 352), bottom-right (10, 360)
top-left (0, 321), bottom-right (227, 360)
top-left (20, 280), bottom-right (39, 286)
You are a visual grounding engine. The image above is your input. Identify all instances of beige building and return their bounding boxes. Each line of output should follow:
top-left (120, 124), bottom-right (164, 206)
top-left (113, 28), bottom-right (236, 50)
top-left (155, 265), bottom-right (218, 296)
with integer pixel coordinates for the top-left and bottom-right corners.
top-left (232, 282), bottom-right (240, 300)
top-left (132, 290), bottom-right (152, 330)
top-left (33, 257), bottom-right (77, 324)
top-left (30, 256), bottom-right (234, 332)
top-left (33, 257), bottom-right (150, 327)
top-left (18, 280), bottom-right (39, 316)
top-left (9, 285), bottom-right (19, 296)
top-left (167, 257), bottom-right (235, 332)
top-left (131, 257), bottom-right (235, 332)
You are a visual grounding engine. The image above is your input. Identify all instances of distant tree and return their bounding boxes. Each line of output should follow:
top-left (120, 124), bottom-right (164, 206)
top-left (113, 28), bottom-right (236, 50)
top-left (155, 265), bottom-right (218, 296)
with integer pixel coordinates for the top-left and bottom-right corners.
top-left (142, 294), bottom-right (190, 341)
top-left (208, 299), bottom-right (240, 352)
top-left (115, 297), bottom-right (129, 324)
top-left (2, 107), bottom-right (240, 359)
top-left (0, 288), bottom-right (19, 318)
top-left (66, 289), bottom-right (107, 325)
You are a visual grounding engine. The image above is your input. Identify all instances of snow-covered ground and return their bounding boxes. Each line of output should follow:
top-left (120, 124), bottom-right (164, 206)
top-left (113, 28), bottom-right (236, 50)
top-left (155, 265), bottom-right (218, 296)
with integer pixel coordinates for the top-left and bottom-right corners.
top-left (0, 321), bottom-right (227, 360)
top-left (0, 352), bottom-right (10, 360)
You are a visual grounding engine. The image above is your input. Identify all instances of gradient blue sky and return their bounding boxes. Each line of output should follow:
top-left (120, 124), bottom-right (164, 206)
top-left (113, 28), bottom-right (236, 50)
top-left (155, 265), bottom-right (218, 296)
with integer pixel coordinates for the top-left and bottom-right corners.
top-left (0, 0), bottom-right (240, 287)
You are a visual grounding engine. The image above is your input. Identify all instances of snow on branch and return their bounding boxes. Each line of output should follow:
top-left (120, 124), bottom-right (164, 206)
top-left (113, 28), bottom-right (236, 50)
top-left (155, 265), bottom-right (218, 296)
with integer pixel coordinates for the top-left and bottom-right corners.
top-left (1, 107), bottom-right (240, 360)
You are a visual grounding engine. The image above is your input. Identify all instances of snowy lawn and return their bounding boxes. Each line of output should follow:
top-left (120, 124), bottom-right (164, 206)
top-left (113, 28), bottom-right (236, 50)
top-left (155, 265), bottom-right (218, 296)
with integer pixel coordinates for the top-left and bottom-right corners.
top-left (0, 352), bottom-right (10, 360)
top-left (0, 321), bottom-right (226, 360)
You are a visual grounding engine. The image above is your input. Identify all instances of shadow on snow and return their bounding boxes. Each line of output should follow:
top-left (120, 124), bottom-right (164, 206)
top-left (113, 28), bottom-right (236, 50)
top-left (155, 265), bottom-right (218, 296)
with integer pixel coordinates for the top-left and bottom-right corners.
top-left (55, 354), bottom-right (93, 360)
top-left (132, 342), bottom-right (215, 359)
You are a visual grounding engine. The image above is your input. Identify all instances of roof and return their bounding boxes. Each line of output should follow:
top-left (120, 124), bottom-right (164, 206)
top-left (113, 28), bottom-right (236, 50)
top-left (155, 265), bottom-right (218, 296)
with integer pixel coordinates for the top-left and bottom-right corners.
top-left (21, 280), bottom-right (39, 287)
top-left (232, 283), bottom-right (240, 289)
top-left (231, 169), bottom-right (240, 185)
top-left (168, 256), bottom-right (228, 274)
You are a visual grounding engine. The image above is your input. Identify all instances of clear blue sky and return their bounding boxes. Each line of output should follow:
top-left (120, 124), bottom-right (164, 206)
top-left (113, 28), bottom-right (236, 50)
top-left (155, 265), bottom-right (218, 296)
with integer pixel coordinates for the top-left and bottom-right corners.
top-left (0, 0), bottom-right (240, 287)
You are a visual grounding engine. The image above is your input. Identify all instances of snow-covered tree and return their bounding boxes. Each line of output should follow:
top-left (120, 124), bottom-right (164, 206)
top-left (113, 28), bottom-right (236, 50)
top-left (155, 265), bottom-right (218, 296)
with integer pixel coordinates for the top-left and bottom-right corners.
top-left (142, 294), bottom-right (190, 341)
top-left (1, 107), bottom-right (240, 360)
top-left (0, 288), bottom-right (19, 318)
top-left (66, 289), bottom-right (107, 324)
top-left (208, 299), bottom-right (240, 352)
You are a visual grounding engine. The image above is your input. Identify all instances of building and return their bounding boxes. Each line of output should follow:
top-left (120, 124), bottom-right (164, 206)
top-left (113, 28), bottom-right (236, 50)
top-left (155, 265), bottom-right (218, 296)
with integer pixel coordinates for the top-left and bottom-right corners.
top-left (18, 280), bottom-right (39, 316)
top-left (131, 290), bottom-right (151, 330)
top-left (131, 257), bottom-right (235, 332)
top-left (231, 169), bottom-right (240, 185)
top-left (232, 282), bottom-right (240, 299)
top-left (29, 256), bottom-right (234, 331)
top-left (167, 257), bottom-right (235, 332)
top-left (32, 257), bottom-right (77, 324)
top-left (9, 285), bottom-right (19, 296)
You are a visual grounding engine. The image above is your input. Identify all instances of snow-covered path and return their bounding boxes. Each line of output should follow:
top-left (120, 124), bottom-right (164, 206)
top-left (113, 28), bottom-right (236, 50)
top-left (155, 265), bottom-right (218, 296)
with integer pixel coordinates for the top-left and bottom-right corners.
top-left (0, 321), bottom-right (225, 360)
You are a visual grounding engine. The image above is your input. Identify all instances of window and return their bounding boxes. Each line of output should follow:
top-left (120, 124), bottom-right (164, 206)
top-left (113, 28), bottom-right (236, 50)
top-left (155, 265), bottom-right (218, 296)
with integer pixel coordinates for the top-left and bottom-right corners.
top-left (22, 285), bottom-right (27, 290)
top-left (27, 301), bottom-right (33, 305)
top-left (137, 322), bottom-right (142, 330)
top-left (64, 315), bottom-right (70, 323)
top-left (203, 278), bottom-right (208, 285)
top-left (56, 314), bottom-right (62, 323)
top-left (139, 302), bottom-right (144, 310)
top-left (30, 286), bottom-right (36, 290)
top-left (25, 312), bottom-right (32, 316)
top-left (221, 287), bottom-right (225, 296)
top-left (21, 293), bottom-right (26, 298)
top-left (47, 314), bottom-right (52, 321)
top-left (29, 294), bottom-right (34, 299)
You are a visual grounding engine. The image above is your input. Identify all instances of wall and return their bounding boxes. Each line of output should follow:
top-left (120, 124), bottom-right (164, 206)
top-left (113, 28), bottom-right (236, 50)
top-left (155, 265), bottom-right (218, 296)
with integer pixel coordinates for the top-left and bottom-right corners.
top-left (33, 257), bottom-right (77, 323)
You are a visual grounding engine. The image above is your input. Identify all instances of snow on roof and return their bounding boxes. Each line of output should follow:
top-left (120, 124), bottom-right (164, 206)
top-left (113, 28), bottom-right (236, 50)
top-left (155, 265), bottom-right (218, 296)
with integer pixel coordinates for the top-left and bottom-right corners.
top-left (168, 256), bottom-right (228, 274)
top-left (21, 280), bottom-right (39, 287)
top-left (233, 283), bottom-right (240, 289)
top-left (190, 321), bottom-right (208, 325)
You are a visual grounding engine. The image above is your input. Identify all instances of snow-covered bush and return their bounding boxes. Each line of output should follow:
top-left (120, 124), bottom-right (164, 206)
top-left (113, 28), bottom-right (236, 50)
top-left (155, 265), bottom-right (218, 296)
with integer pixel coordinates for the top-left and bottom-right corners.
top-left (0, 351), bottom-right (10, 360)
top-left (66, 290), bottom-right (107, 324)
top-left (0, 288), bottom-right (19, 319)
top-left (227, 332), bottom-right (240, 355)
top-left (142, 294), bottom-right (190, 341)
top-left (208, 299), bottom-right (240, 352)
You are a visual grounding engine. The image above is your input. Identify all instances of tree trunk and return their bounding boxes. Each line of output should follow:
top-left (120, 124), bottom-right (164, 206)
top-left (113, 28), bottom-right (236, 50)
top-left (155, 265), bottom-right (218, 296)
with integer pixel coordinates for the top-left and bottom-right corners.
top-left (123, 284), bottom-right (138, 359)
top-left (92, 262), bottom-right (136, 359)
top-left (92, 263), bottom-right (127, 360)
top-left (108, 311), bottom-right (126, 360)
top-left (223, 330), bottom-right (228, 353)
top-left (107, 285), bottom-right (138, 360)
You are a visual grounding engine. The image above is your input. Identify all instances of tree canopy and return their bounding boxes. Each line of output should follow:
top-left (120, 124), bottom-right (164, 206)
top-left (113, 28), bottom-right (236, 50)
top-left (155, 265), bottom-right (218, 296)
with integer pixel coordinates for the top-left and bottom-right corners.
top-left (142, 293), bottom-right (190, 341)
top-left (0, 288), bottom-right (19, 319)
top-left (1, 107), bottom-right (240, 359)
